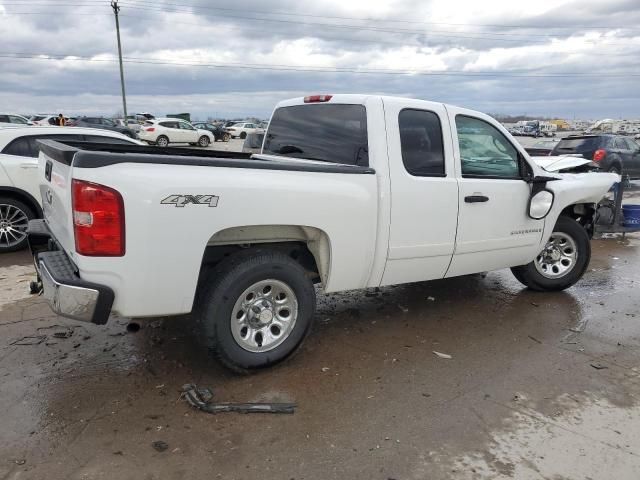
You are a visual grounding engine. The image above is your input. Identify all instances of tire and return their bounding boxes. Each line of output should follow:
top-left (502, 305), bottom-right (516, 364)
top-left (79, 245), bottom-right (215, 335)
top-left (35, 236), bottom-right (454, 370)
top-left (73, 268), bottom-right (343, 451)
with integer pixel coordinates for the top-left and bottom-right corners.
top-left (240, 131), bottom-right (247, 139)
top-left (156, 135), bottom-right (169, 147)
top-left (0, 197), bottom-right (35, 253)
top-left (198, 249), bottom-right (316, 373)
top-left (223, 133), bottom-right (230, 142)
top-left (198, 135), bottom-right (210, 147)
top-left (511, 216), bottom-right (591, 291)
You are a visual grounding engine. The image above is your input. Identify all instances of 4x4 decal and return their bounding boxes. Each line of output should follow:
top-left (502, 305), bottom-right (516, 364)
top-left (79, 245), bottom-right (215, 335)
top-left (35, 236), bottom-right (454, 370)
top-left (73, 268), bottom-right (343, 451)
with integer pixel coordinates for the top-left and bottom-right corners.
top-left (161, 195), bottom-right (219, 208)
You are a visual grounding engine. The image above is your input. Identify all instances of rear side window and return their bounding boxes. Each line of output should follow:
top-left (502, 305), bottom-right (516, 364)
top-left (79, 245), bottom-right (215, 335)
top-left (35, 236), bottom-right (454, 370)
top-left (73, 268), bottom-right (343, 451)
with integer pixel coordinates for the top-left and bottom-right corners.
top-left (264, 104), bottom-right (368, 166)
top-left (160, 121), bottom-right (178, 128)
top-left (2, 137), bottom-right (33, 157)
top-left (613, 137), bottom-right (628, 149)
top-left (554, 137), bottom-right (600, 153)
top-left (399, 109), bottom-right (445, 176)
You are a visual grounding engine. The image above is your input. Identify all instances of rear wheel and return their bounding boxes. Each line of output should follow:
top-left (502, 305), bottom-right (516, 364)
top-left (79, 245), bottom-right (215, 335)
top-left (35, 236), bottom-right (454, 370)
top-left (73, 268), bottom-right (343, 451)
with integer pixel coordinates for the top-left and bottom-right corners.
top-left (223, 133), bottom-right (231, 142)
top-left (198, 250), bottom-right (316, 373)
top-left (240, 131), bottom-right (247, 139)
top-left (511, 216), bottom-right (590, 291)
top-left (0, 198), bottom-right (35, 253)
top-left (198, 135), bottom-right (210, 147)
top-left (156, 135), bottom-right (169, 147)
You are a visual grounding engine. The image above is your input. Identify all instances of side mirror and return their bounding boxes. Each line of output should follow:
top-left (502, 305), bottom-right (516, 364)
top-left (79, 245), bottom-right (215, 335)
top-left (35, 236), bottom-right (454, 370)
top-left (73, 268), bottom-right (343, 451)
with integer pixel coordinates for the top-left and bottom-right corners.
top-left (529, 189), bottom-right (554, 219)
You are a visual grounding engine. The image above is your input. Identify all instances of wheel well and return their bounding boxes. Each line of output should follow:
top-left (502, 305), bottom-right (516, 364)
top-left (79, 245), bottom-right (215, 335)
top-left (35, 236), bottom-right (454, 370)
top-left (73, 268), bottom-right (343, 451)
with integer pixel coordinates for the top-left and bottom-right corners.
top-left (560, 203), bottom-right (596, 237)
top-left (0, 188), bottom-right (42, 217)
top-left (198, 225), bottom-right (331, 285)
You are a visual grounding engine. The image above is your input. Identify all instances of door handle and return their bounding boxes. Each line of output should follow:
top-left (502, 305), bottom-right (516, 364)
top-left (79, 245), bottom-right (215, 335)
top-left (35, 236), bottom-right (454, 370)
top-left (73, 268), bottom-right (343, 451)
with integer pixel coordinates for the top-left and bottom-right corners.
top-left (465, 195), bottom-right (489, 203)
top-left (20, 163), bottom-right (38, 169)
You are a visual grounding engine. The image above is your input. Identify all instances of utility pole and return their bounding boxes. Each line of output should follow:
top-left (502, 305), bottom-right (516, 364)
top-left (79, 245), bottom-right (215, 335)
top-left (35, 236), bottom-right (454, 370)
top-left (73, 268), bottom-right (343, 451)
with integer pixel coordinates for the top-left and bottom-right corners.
top-left (111, 0), bottom-right (128, 121)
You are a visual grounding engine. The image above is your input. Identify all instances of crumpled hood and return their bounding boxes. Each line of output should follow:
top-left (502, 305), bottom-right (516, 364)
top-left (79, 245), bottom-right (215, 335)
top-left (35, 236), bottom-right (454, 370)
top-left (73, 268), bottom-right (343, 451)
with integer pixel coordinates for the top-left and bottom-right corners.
top-left (532, 155), bottom-right (594, 172)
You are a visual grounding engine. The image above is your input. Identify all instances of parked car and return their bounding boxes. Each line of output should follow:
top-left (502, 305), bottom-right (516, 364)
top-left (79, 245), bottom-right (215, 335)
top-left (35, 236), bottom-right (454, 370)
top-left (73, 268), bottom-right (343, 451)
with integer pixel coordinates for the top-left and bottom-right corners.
top-left (137, 118), bottom-right (215, 147)
top-left (550, 134), bottom-right (640, 177)
top-left (192, 122), bottom-right (231, 142)
top-left (67, 117), bottom-right (137, 139)
top-left (525, 139), bottom-right (559, 156)
top-left (0, 127), bottom-right (140, 252)
top-left (225, 122), bottom-right (264, 139)
top-left (0, 114), bottom-right (33, 126)
top-left (32, 94), bottom-right (617, 373)
top-left (30, 115), bottom-right (61, 126)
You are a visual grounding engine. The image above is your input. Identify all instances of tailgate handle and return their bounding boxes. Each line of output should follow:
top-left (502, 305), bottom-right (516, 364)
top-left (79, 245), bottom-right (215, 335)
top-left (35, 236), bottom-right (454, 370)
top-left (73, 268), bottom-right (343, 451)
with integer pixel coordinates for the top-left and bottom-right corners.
top-left (465, 195), bottom-right (489, 203)
top-left (45, 160), bottom-right (52, 181)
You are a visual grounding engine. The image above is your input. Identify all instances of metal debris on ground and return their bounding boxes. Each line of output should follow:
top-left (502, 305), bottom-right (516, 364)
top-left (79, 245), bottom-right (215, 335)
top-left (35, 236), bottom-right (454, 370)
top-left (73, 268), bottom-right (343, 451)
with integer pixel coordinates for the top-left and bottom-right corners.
top-left (433, 351), bottom-right (452, 359)
top-left (10, 335), bottom-right (46, 346)
top-left (528, 335), bottom-right (542, 344)
top-left (180, 384), bottom-right (296, 414)
top-left (151, 440), bottom-right (169, 452)
top-left (590, 363), bottom-right (608, 370)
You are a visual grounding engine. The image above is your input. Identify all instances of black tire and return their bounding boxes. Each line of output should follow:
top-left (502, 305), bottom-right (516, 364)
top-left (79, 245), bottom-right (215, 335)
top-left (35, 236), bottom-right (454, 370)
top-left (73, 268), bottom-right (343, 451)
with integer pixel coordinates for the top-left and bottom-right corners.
top-left (511, 216), bottom-right (591, 291)
top-left (0, 197), bottom-right (35, 253)
top-left (198, 135), bottom-right (210, 147)
top-left (240, 131), bottom-right (247, 139)
top-left (198, 249), bottom-right (316, 373)
top-left (156, 135), bottom-right (169, 147)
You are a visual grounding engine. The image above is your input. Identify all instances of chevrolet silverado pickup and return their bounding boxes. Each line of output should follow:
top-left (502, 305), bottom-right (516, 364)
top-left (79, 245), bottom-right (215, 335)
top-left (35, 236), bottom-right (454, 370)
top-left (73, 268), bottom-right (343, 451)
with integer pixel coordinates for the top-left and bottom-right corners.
top-left (29, 94), bottom-right (617, 372)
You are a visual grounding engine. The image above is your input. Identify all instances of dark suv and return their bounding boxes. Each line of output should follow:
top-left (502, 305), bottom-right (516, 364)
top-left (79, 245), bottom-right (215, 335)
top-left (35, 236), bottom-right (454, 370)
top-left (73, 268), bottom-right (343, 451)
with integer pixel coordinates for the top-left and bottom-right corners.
top-left (68, 117), bottom-right (137, 138)
top-left (550, 134), bottom-right (640, 177)
top-left (192, 122), bottom-right (230, 142)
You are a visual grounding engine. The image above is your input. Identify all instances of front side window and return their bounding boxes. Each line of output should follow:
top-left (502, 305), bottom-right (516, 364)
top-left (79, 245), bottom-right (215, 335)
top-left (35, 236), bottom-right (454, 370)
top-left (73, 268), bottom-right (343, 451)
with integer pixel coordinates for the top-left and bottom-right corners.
top-left (456, 116), bottom-right (520, 178)
top-left (264, 104), bottom-right (368, 166)
top-left (179, 122), bottom-right (195, 130)
top-left (399, 109), bottom-right (445, 176)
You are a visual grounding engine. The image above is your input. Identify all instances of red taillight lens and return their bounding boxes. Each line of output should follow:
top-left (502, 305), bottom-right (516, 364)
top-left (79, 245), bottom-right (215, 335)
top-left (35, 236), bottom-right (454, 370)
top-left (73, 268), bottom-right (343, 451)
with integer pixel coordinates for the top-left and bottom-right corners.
top-left (593, 149), bottom-right (606, 162)
top-left (144, 127), bottom-right (155, 132)
top-left (72, 179), bottom-right (125, 256)
top-left (304, 94), bottom-right (333, 103)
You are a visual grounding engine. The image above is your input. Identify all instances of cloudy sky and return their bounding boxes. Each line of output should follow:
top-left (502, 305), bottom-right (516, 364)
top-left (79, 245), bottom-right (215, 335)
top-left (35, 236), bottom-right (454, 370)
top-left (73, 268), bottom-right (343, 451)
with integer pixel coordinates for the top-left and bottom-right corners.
top-left (1, 0), bottom-right (639, 120)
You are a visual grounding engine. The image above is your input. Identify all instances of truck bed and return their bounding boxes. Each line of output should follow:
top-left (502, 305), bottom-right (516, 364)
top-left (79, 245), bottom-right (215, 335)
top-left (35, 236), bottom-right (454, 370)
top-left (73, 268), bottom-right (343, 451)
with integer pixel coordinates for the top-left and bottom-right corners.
top-left (37, 140), bottom-right (375, 175)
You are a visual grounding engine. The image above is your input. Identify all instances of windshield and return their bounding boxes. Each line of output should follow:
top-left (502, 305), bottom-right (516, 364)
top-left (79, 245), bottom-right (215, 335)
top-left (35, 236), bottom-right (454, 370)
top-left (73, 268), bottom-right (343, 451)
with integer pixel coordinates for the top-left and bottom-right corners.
top-left (554, 137), bottom-right (600, 153)
top-left (263, 104), bottom-right (369, 166)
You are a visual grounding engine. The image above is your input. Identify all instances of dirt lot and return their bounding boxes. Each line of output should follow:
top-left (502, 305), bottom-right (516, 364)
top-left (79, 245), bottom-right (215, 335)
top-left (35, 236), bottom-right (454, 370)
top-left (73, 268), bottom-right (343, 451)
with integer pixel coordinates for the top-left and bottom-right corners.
top-left (1, 226), bottom-right (640, 479)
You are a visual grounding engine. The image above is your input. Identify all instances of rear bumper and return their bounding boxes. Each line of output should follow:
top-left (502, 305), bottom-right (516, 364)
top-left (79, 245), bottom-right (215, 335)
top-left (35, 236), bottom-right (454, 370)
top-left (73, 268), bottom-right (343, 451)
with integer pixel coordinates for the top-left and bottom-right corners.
top-left (28, 219), bottom-right (114, 324)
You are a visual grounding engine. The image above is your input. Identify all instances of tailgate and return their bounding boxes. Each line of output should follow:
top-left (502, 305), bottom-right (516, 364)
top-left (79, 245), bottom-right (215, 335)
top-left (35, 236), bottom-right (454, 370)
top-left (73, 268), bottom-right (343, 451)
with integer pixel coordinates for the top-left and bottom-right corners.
top-left (37, 140), bottom-right (78, 256)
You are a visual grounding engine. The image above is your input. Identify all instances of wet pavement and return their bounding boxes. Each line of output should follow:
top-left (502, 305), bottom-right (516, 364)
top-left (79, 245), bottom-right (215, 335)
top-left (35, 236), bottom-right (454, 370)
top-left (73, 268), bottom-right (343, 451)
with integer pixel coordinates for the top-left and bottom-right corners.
top-left (1, 233), bottom-right (640, 479)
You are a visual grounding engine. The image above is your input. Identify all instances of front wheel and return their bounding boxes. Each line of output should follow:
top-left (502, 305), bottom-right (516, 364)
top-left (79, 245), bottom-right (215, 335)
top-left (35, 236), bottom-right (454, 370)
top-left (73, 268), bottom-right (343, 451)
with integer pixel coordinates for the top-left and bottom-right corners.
top-left (198, 250), bottom-right (316, 373)
top-left (511, 216), bottom-right (591, 291)
top-left (240, 131), bottom-right (247, 139)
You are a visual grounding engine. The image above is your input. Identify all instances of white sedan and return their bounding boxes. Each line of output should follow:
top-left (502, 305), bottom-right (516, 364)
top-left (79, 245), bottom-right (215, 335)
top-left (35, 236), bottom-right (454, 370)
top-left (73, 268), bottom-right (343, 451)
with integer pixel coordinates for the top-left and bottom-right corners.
top-left (0, 114), bottom-right (33, 126)
top-left (0, 126), bottom-right (141, 252)
top-left (225, 122), bottom-right (264, 139)
top-left (137, 118), bottom-right (214, 147)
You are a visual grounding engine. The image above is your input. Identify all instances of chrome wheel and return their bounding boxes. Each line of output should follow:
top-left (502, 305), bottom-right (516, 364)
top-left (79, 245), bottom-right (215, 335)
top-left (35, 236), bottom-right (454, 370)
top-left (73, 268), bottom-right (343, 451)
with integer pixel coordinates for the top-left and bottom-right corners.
top-left (0, 204), bottom-right (29, 249)
top-left (534, 232), bottom-right (578, 279)
top-left (230, 279), bottom-right (298, 353)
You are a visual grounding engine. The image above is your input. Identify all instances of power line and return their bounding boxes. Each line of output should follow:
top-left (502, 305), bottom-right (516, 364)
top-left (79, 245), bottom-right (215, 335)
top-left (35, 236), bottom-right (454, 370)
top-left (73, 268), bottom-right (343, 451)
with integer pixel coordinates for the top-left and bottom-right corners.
top-left (2, 52), bottom-right (639, 78)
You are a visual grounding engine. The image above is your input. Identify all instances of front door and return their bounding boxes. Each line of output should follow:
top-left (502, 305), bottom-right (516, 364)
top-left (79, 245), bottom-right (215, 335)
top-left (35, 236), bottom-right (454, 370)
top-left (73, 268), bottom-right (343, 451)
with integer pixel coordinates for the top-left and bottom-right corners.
top-left (381, 98), bottom-right (459, 286)
top-left (445, 109), bottom-right (544, 277)
top-left (178, 121), bottom-right (198, 143)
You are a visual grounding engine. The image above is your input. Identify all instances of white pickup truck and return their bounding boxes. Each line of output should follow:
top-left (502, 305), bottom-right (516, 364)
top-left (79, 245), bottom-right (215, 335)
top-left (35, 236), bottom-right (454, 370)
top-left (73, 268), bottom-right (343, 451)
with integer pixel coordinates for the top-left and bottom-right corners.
top-left (29, 94), bottom-right (617, 372)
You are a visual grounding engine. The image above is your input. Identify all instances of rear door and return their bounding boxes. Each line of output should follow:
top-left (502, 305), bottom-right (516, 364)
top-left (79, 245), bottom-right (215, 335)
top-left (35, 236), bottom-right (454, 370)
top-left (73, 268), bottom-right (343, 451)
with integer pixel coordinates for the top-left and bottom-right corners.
top-left (159, 121), bottom-right (180, 142)
top-left (380, 98), bottom-right (459, 285)
top-left (445, 108), bottom-right (544, 277)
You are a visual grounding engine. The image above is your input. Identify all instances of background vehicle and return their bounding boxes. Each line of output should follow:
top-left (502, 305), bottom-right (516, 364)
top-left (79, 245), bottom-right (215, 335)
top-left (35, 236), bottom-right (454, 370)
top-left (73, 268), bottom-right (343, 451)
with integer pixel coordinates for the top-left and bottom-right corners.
top-left (525, 139), bottom-right (559, 156)
top-left (0, 127), bottom-right (140, 252)
top-left (32, 95), bottom-right (616, 372)
top-left (550, 134), bottom-right (640, 176)
top-left (225, 122), bottom-right (263, 139)
top-left (192, 122), bottom-right (230, 141)
top-left (0, 114), bottom-right (33, 126)
top-left (68, 117), bottom-right (137, 138)
top-left (30, 115), bottom-right (61, 126)
top-left (138, 118), bottom-right (214, 147)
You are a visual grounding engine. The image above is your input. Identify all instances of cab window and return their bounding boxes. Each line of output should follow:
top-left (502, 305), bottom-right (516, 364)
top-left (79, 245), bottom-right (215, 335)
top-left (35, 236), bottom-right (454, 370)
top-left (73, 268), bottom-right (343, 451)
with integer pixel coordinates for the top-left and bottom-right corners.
top-left (399, 109), bottom-right (445, 176)
top-left (456, 115), bottom-right (520, 178)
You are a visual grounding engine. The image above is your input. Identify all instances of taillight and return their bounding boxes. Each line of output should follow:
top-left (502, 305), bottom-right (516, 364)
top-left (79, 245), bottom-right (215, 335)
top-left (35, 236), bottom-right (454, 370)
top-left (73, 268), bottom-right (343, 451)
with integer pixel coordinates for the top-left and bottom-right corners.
top-left (304, 94), bottom-right (333, 103)
top-left (593, 149), bottom-right (606, 162)
top-left (144, 127), bottom-right (155, 132)
top-left (72, 179), bottom-right (125, 256)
